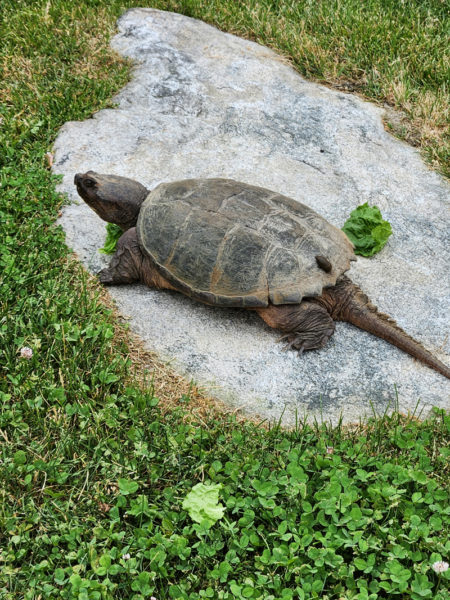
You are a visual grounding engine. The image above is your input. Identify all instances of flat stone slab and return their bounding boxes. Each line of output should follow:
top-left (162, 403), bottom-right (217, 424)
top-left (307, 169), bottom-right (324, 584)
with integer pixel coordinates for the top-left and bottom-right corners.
top-left (53, 8), bottom-right (449, 425)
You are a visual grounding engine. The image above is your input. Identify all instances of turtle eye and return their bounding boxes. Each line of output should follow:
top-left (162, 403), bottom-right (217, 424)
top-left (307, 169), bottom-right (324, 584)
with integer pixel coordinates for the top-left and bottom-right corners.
top-left (84, 178), bottom-right (96, 188)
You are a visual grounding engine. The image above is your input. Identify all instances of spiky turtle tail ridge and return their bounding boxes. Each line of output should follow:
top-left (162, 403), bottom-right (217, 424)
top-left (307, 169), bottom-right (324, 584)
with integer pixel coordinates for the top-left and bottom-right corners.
top-left (328, 277), bottom-right (450, 380)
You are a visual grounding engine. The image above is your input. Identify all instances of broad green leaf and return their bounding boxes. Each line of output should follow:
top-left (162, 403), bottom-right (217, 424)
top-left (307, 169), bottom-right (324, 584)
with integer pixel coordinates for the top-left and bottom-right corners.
top-left (69, 574), bottom-right (82, 590)
top-left (131, 571), bottom-right (152, 595)
top-left (217, 560), bottom-right (232, 582)
top-left (411, 574), bottom-right (433, 597)
top-left (127, 494), bottom-right (151, 516)
top-left (118, 478), bottom-right (139, 495)
top-left (354, 558), bottom-right (367, 570)
top-left (99, 554), bottom-right (111, 568)
top-left (342, 203), bottom-right (392, 256)
top-left (99, 223), bottom-right (122, 254)
top-left (54, 568), bottom-right (66, 585)
top-left (182, 482), bottom-right (225, 527)
top-left (13, 450), bottom-right (27, 465)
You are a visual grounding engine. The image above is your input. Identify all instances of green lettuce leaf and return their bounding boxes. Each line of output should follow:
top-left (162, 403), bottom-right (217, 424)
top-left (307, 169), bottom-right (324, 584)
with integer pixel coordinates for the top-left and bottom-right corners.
top-left (182, 482), bottom-right (225, 528)
top-left (342, 203), bottom-right (392, 256)
top-left (99, 223), bottom-right (122, 254)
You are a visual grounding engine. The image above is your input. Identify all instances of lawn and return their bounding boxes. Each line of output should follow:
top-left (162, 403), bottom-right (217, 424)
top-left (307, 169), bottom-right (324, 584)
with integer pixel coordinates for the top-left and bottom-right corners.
top-left (0, 1), bottom-right (449, 599)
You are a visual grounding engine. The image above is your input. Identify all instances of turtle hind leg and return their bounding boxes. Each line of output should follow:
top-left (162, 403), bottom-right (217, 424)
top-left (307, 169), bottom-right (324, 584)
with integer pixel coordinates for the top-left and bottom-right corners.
top-left (98, 227), bottom-right (142, 285)
top-left (256, 302), bottom-right (335, 354)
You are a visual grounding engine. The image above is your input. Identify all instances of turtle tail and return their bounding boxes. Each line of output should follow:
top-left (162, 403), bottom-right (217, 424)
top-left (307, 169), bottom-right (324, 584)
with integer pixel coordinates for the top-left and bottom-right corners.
top-left (324, 276), bottom-right (450, 379)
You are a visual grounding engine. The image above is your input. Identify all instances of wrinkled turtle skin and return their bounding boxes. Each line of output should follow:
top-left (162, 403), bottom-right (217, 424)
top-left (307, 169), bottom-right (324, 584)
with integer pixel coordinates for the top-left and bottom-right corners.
top-left (137, 178), bottom-right (355, 308)
top-left (74, 171), bottom-right (450, 379)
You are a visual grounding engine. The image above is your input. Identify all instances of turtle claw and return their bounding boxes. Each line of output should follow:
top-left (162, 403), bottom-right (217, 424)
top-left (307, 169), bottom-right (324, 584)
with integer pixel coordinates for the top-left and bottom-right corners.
top-left (279, 333), bottom-right (306, 354)
top-left (98, 268), bottom-right (115, 285)
top-left (288, 340), bottom-right (306, 355)
top-left (279, 326), bottom-right (335, 354)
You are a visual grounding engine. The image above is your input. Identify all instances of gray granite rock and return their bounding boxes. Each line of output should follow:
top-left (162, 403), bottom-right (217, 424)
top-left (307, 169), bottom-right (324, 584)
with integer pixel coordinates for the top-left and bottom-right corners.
top-left (53, 8), bottom-right (449, 425)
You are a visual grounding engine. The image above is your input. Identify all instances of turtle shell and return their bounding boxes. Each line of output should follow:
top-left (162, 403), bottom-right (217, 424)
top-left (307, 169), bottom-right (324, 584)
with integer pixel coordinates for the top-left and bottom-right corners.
top-left (136, 179), bottom-right (355, 307)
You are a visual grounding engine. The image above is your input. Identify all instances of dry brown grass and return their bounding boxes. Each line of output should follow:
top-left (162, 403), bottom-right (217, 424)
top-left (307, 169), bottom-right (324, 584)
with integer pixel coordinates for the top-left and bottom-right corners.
top-left (68, 7), bottom-right (131, 81)
top-left (0, 56), bottom-right (36, 104)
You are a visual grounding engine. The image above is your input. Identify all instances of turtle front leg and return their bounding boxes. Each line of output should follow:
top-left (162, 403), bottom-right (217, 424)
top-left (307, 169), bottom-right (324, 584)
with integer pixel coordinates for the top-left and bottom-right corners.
top-left (256, 302), bottom-right (335, 354)
top-left (98, 227), bottom-right (143, 285)
top-left (98, 227), bottom-right (177, 292)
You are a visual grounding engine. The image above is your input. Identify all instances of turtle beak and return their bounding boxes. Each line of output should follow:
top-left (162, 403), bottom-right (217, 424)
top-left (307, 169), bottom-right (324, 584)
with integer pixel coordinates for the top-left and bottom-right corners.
top-left (74, 173), bottom-right (82, 186)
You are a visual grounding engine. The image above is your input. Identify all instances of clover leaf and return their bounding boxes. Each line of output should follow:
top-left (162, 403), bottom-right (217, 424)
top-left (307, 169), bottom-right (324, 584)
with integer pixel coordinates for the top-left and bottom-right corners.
top-left (118, 478), bottom-right (139, 495)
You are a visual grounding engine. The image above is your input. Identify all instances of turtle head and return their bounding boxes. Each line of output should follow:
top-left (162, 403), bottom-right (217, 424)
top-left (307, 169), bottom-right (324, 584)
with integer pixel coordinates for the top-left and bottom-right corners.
top-left (74, 171), bottom-right (148, 230)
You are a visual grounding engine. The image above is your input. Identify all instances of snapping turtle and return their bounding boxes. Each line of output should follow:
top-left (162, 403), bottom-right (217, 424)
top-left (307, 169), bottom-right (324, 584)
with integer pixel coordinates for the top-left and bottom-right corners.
top-left (74, 172), bottom-right (449, 379)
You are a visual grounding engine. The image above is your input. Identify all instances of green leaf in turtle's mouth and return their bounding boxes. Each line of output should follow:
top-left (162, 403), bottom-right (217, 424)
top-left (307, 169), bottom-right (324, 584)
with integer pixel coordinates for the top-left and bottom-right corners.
top-left (99, 223), bottom-right (123, 255)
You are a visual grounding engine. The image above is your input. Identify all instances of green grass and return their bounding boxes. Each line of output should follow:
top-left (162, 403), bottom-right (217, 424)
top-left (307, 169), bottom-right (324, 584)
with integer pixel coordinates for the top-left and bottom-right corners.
top-left (2, 401), bottom-right (450, 599)
top-left (1, 1), bottom-right (449, 599)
